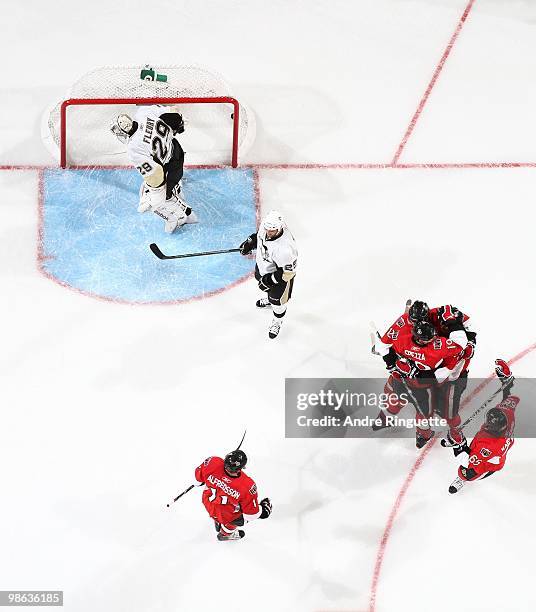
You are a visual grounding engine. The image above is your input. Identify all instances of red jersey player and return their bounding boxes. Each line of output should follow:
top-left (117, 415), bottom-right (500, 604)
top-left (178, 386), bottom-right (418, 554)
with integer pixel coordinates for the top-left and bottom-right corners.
top-left (375, 319), bottom-right (464, 447)
top-left (376, 300), bottom-right (475, 445)
top-left (194, 450), bottom-right (272, 541)
top-left (448, 359), bottom-right (516, 494)
top-left (380, 300), bottom-right (474, 364)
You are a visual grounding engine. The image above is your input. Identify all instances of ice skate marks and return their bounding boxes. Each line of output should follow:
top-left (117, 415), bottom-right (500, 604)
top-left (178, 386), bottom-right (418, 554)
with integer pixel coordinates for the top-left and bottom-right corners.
top-left (39, 168), bottom-right (256, 303)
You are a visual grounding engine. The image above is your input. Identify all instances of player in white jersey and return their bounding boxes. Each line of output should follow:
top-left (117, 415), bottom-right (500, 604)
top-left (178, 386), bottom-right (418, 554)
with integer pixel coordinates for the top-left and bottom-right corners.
top-left (110, 106), bottom-right (197, 233)
top-left (239, 210), bottom-right (298, 339)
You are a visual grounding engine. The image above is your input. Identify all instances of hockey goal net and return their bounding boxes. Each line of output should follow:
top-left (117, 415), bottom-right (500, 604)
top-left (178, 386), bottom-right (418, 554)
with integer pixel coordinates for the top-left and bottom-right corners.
top-left (42, 65), bottom-right (256, 167)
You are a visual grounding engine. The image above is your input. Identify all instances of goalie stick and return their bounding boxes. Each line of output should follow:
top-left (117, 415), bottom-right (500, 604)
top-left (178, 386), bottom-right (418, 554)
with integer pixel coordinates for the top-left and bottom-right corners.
top-left (150, 243), bottom-right (240, 260)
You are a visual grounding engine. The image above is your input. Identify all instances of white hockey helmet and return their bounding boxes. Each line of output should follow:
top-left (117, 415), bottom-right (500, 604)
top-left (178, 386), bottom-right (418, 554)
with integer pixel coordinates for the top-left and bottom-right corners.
top-left (262, 210), bottom-right (285, 233)
top-left (110, 114), bottom-right (134, 143)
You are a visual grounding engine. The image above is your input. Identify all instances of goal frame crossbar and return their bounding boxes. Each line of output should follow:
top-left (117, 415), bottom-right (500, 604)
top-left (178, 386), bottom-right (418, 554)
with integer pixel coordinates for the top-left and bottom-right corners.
top-left (59, 96), bottom-right (240, 168)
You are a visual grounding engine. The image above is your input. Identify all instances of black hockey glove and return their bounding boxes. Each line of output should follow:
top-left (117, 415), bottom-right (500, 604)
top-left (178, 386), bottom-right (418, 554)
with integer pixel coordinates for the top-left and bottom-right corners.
top-left (239, 233), bottom-right (257, 256)
top-left (259, 497), bottom-right (272, 519)
top-left (441, 432), bottom-right (471, 457)
top-left (457, 443), bottom-right (471, 457)
top-left (383, 348), bottom-right (397, 371)
top-left (258, 273), bottom-right (277, 292)
top-left (459, 466), bottom-right (478, 481)
top-left (466, 330), bottom-right (477, 344)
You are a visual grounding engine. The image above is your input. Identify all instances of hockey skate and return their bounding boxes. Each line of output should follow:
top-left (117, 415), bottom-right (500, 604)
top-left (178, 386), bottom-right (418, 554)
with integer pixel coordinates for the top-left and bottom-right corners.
top-left (268, 318), bottom-right (282, 339)
top-left (372, 410), bottom-right (392, 431)
top-left (415, 429), bottom-right (435, 449)
top-left (256, 297), bottom-right (271, 308)
top-left (217, 529), bottom-right (245, 541)
top-left (449, 476), bottom-right (465, 494)
top-left (441, 431), bottom-right (469, 457)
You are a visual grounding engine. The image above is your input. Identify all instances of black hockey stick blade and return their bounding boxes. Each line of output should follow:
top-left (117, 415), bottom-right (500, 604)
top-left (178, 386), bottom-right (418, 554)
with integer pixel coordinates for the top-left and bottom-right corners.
top-left (150, 243), bottom-right (167, 259)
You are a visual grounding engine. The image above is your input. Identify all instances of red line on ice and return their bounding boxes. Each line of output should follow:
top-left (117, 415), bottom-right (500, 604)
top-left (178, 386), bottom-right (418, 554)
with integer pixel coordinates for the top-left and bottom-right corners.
top-left (368, 342), bottom-right (536, 612)
top-left (3, 161), bottom-right (536, 172)
top-left (391, 0), bottom-right (477, 166)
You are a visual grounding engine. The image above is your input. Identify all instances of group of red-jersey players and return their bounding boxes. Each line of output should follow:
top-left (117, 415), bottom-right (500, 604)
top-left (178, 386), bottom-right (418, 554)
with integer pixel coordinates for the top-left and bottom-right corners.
top-left (375, 300), bottom-right (517, 493)
top-left (188, 300), bottom-right (518, 542)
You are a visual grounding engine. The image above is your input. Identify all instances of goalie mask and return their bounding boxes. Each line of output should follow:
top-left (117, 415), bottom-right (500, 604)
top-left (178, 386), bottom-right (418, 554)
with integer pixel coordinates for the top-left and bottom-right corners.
top-left (111, 114), bottom-right (135, 143)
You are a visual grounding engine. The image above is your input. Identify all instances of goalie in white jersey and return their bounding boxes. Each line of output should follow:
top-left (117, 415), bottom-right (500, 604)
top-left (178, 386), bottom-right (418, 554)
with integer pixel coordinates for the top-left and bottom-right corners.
top-left (111, 105), bottom-right (197, 233)
top-left (239, 210), bottom-right (297, 339)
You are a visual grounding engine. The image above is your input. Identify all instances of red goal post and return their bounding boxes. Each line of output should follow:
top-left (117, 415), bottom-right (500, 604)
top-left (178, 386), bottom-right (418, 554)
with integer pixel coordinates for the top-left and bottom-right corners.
top-left (60, 96), bottom-right (240, 168)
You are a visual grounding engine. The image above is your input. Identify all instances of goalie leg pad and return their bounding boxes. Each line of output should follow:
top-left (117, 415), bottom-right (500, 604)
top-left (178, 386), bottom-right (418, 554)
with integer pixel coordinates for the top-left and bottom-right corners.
top-left (139, 183), bottom-right (166, 213)
top-left (165, 191), bottom-right (198, 225)
top-left (153, 199), bottom-right (188, 234)
top-left (138, 183), bottom-right (152, 213)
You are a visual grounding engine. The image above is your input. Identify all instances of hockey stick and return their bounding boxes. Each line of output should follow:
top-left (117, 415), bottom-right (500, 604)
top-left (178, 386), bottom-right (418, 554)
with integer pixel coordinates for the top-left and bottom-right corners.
top-left (165, 430), bottom-right (246, 509)
top-left (236, 429), bottom-right (247, 450)
top-left (166, 484), bottom-right (195, 508)
top-left (370, 300), bottom-right (412, 356)
top-left (370, 321), bottom-right (381, 356)
top-left (150, 243), bottom-right (240, 260)
top-left (459, 379), bottom-right (512, 431)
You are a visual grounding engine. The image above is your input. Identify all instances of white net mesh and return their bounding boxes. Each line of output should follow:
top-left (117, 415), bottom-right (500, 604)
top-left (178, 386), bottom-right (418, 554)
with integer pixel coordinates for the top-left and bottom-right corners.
top-left (43, 65), bottom-right (256, 166)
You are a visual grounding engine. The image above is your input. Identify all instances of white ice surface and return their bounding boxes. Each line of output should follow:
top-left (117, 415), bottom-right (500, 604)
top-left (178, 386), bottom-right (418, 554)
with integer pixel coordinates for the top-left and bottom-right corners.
top-left (1, 2), bottom-right (536, 612)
